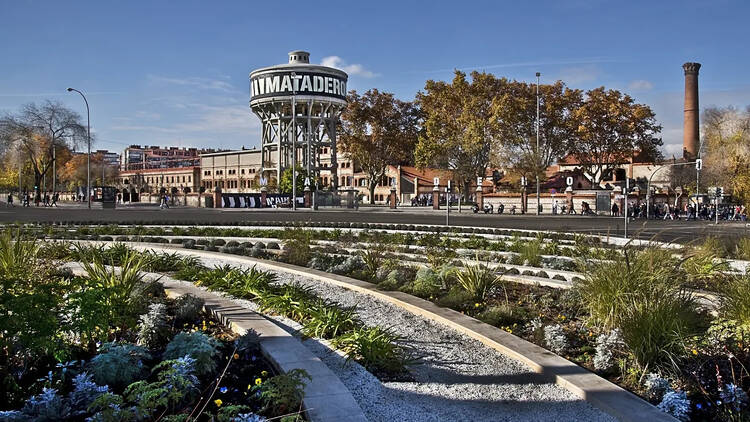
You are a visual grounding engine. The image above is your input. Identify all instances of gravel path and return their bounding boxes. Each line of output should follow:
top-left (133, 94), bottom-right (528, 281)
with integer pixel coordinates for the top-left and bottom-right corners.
top-left (188, 255), bottom-right (615, 422)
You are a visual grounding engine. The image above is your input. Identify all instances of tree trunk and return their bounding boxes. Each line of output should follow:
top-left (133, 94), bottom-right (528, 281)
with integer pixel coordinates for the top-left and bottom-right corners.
top-left (369, 182), bottom-right (376, 205)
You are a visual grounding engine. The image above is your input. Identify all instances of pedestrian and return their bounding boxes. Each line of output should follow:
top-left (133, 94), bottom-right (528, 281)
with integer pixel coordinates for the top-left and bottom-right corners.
top-left (6, 192), bottom-right (13, 207)
top-left (611, 202), bottom-right (619, 217)
top-left (51, 192), bottom-right (58, 207)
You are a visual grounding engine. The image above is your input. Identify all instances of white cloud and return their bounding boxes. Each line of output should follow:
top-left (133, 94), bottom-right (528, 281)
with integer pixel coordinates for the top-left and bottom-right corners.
top-left (628, 79), bottom-right (654, 91)
top-left (147, 75), bottom-right (236, 93)
top-left (320, 56), bottom-right (378, 78)
top-left (556, 65), bottom-right (602, 85)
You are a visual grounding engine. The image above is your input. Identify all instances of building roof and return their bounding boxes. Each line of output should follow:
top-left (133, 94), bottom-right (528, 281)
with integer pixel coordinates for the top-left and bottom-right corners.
top-left (200, 147), bottom-right (261, 157)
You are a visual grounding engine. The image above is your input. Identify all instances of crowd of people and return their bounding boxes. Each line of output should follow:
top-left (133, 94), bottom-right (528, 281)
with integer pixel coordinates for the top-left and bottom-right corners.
top-left (5, 191), bottom-right (59, 207)
top-left (611, 201), bottom-right (747, 221)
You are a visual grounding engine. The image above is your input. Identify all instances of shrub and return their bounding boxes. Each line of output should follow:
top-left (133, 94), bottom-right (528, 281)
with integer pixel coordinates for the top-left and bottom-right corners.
top-left (253, 242), bottom-right (266, 249)
top-left (644, 373), bottom-right (671, 400)
top-left (477, 304), bottom-right (527, 327)
top-left (519, 239), bottom-right (542, 267)
top-left (718, 273), bottom-right (750, 325)
top-left (359, 249), bottom-right (383, 281)
top-left (255, 369), bottom-right (310, 417)
top-left (226, 240), bottom-right (240, 247)
top-left (211, 239), bottom-right (226, 247)
top-left (88, 343), bottom-right (150, 390)
top-left (593, 329), bottom-right (624, 372)
top-left (124, 356), bottom-right (200, 415)
top-left (163, 332), bottom-right (221, 376)
top-left (334, 326), bottom-right (411, 377)
top-left (302, 302), bottom-right (359, 339)
top-left (454, 262), bottom-right (505, 301)
top-left (136, 303), bottom-right (170, 349)
top-left (19, 388), bottom-right (71, 421)
top-left (196, 239), bottom-right (209, 246)
top-left (657, 390), bottom-right (690, 421)
top-left (280, 230), bottom-right (312, 267)
top-left (68, 372), bottom-right (109, 414)
top-left (266, 242), bottom-right (280, 250)
top-left (377, 266), bottom-right (414, 291)
top-left (734, 237), bottom-right (750, 260)
top-left (115, 236), bottom-right (130, 242)
top-left (174, 294), bottom-right (205, 323)
top-left (543, 324), bottom-right (568, 354)
top-left (552, 274), bottom-right (567, 281)
top-left (409, 269), bottom-right (442, 299)
top-left (170, 238), bottom-right (184, 244)
top-left (182, 239), bottom-right (196, 249)
top-left (436, 287), bottom-right (474, 311)
top-left (235, 329), bottom-right (261, 353)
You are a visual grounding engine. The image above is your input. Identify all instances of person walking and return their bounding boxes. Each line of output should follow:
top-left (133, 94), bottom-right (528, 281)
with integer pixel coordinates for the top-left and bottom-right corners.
top-left (51, 192), bottom-right (58, 207)
top-left (6, 192), bottom-right (13, 207)
top-left (611, 202), bottom-right (619, 217)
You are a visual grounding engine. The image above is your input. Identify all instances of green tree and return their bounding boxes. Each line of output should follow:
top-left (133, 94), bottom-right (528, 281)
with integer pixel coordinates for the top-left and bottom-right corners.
top-left (568, 87), bottom-right (662, 184)
top-left (340, 89), bottom-right (420, 204)
top-left (492, 80), bottom-right (582, 182)
top-left (416, 70), bottom-right (506, 195)
top-left (278, 165), bottom-right (307, 195)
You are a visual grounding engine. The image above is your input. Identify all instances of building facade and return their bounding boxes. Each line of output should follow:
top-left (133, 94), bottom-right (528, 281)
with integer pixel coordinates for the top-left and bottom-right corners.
top-left (200, 148), bottom-right (263, 192)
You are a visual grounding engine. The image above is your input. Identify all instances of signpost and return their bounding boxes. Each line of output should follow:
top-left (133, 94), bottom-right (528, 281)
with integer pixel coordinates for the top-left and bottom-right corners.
top-left (446, 180), bottom-right (452, 226)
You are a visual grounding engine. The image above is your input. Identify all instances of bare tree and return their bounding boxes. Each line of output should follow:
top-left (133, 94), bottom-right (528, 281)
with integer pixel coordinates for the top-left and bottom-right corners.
top-left (0, 100), bottom-right (87, 190)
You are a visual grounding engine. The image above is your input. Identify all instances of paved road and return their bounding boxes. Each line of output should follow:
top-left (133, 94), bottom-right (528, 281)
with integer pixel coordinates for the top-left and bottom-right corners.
top-left (0, 204), bottom-right (747, 244)
top-left (0, 205), bottom-right (750, 243)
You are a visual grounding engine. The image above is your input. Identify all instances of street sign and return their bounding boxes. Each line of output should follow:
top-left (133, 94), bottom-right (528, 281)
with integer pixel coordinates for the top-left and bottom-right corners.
top-left (447, 180), bottom-right (452, 192)
top-left (696, 158), bottom-right (703, 171)
top-left (566, 176), bottom-right (573, 186)
top-left (520, 176), bottom-right (527, 186)
top-left (476, 176), bottom-right (482, 186)
top-left (260, 177), bottom-right (268, 186)
top-left (433, 177), bottom-right (440, 186)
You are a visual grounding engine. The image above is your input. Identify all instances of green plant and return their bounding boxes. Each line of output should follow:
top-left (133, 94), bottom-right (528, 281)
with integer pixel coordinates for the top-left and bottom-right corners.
top-left (360, 249), bottom-right (383, 281)
top-left (78, 247), bottom-right (149, 332)
top-left (519, 239), bottom-right (543, 267)
top-left (173, 294), bottom-right (205, 323)
top-left (436, 286), bottom-right (475, 311)
top-left (576, 246), bottom-right (704, 371)
top-left (163, 332), bottom-right (221, 376)
top-left (719, 274), bottom-right (750, 325)
top-left (136, 303), bottom-right (170, 349)
top-left (734, 237), bottom-right (750, 260)
top-left (477, 304), bottom-right (528, 327)
top-left (301, 301), bottom-right (360, 339)
top-left (88, 343), bottom-right (150, 390)
top-left (279, 230), bottom-right (313, 267)
top-left (454, 262), bottom-right (505, 301)
top-left (334, 326), bottom-right (411, 377)
top-left (254, 369), bottom-right (310, 417)
top-left (124, 356), bottom-right (199, 415)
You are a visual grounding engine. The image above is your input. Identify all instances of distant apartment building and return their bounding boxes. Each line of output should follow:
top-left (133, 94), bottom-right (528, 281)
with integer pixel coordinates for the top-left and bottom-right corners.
top-left (117, 145), bottom-right (214, 194)
top-left (200, 147), bottom-right (263, 192)
top-left (94, 150), bottom-right (121, 166)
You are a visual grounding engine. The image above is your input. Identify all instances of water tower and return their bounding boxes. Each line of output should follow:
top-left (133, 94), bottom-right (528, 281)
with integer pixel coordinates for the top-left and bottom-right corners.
top-left (250, 51), bottom-right (348, 193)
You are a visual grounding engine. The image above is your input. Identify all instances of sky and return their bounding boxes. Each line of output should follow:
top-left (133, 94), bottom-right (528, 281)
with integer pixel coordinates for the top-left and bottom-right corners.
top-left (1, 0), bottom-right (749, 158)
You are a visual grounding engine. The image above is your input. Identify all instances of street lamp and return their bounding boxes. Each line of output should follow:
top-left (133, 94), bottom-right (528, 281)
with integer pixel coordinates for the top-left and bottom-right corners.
top-left (535, 72), bottom-right (541, 215)
top-left (290, 72), bottom-right (303, 210)
top-left (67, 87), bottom-right (91, 209)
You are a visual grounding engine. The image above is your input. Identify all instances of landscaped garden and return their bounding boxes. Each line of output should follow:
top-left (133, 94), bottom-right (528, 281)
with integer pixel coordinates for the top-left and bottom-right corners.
top-left (7, 221), bottom-right (750, 421)
top-left (0, 231), bottom-right (309, 422)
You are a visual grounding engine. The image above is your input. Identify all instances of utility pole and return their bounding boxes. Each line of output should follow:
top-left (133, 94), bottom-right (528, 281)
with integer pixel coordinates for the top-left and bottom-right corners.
top-left (535, 72), bottom-right (541, 215)
top-left (624, 179), bottom-right (629, 239)
top-left (67, 88), bottom-right (91, 209)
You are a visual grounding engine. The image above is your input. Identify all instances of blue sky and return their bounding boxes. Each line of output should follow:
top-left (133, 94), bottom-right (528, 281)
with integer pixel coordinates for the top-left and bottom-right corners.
top-left (1, 0), bottom-right (748, 157)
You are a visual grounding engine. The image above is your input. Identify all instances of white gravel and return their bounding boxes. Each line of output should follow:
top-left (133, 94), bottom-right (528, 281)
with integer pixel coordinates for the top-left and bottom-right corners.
top-left (186, 254), bottom-right (616, 422)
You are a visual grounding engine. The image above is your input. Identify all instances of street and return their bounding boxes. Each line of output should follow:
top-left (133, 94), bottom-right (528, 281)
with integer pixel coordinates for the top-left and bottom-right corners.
top-left (0, 204), bottom-right (746, 244)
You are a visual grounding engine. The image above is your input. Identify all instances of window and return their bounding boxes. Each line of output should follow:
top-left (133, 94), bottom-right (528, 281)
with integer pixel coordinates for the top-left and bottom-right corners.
top-left (241, 169), bottom-right (245, 175)
top-left (188, 176), bottom-right (191, 182)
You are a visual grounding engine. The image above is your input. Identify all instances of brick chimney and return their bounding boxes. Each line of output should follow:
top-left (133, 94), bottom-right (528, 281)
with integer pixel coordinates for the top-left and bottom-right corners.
top-left (682, 62), bottom-right (701, 160)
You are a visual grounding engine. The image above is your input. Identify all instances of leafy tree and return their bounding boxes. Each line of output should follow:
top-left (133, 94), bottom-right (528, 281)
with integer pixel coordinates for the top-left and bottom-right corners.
top-left (340, 89), bottom-right (420, 204)
top-left (701, 106), bottom-right (750, 206)
top-left (0, 101), bottom-right (88, 190)
top-left (567, 88), bottom-right (662, 184)
top-left (493, 80), bottom-right (582, 182)
top-left (278, 165), bottom-right (307, 195)
top-left (416, 71), bottom-right (506, 195)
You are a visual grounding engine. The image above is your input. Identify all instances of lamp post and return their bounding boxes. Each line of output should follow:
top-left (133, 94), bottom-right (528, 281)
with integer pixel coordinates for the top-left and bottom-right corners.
top-left (535, 72), bottom-right (541, 215)
top-left (67, 87), bottom-right (91, 209)
top-left (290, 72), bottom-right (303, 210)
